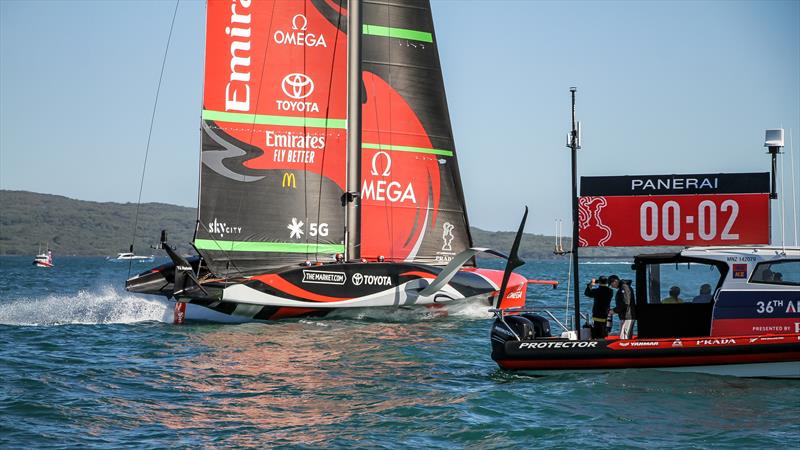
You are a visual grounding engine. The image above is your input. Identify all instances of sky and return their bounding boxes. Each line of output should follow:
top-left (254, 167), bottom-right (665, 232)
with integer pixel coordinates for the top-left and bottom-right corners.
top-left (1, 0), bottom-right (799, 240)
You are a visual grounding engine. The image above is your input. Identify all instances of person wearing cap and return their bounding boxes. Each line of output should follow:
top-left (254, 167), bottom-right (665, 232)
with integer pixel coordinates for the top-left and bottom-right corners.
top-left (609, 275), bottom-right (635, 339)
top-left (661, 286), bottom-right (683, 304)
top-left (585, 276), bottom-right (613, 339)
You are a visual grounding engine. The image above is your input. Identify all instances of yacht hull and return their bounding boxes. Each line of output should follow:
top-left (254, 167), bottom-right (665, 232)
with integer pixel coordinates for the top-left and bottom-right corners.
top-left (127, 261), bottom-right (527, 322)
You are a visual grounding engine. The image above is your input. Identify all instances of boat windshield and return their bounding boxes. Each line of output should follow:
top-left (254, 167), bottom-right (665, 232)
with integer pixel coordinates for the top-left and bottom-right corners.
top-left (646, 262), bottom-right (723, 304)
top-left (635, 259), bottom-right (724, 338)
top-left (750, 259), bottom-right (800, 286)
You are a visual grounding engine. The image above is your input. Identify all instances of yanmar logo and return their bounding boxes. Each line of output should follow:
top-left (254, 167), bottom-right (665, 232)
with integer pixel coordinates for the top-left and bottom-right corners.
top-left (619, 341), bottom-right (659, 348)
top-left (302, 270), bottom-right (346, 285)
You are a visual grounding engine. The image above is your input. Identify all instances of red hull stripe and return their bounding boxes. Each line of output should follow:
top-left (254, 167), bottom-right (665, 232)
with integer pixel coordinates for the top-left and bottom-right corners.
top-left (400, 271), bottom-right (435, 279)
top-left (528, 279), bottom-right (559, 286)
top-left (498, 351), bottom-right (800, 370)
top-left (252, 274), bottom-right (353, 303)
top-left (270, 307), bottom-right (323, 320)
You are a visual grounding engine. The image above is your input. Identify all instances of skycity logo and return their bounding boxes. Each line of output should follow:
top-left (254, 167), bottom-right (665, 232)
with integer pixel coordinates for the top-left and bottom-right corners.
top-left (361, 151), bottom-right (416, 204)
top-left (273, 14), bottom-right (327, 47)
top-left (208, 218), bottom-right (242, 237)
top-left (278, 73), bottom-right (318, 112)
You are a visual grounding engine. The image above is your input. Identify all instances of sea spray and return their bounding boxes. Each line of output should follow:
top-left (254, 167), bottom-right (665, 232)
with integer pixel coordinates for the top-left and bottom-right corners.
top-left (0, 285), bottom-right (171, 326)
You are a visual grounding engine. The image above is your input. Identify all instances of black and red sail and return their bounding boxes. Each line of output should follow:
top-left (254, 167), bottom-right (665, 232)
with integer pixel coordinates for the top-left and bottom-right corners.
top-left (194, 0), bottom-right (472, 277)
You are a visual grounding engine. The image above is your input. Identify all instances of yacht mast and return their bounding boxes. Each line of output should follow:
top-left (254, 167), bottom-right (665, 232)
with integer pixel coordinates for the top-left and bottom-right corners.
top-left (345, 0), bottom-right (362, 261)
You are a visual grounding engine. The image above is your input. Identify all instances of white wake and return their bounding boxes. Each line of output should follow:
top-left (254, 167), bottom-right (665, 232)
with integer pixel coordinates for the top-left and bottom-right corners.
top-left (0, 285), bottom-right (172, 326)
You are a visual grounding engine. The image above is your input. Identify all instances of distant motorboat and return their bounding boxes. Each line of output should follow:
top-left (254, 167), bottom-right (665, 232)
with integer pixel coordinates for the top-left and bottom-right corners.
top-left (33, 248), bottom-right (54, 268)
top-left (108, 252), bottom-right (155, 263)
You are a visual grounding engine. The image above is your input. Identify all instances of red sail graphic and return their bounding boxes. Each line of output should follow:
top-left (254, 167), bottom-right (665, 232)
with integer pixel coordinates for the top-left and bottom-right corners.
top-left (360, 72), bottom-right (442, 261)
top-left (359, 0), bottom-right (472, 264)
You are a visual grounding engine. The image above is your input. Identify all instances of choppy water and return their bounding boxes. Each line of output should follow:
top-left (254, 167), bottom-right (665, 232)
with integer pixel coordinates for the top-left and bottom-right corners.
top-left (1, 256), bottom-right (798, 448)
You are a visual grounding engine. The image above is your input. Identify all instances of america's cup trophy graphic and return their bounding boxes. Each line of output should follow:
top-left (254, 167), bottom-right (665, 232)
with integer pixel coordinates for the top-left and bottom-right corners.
top-left (578, 196), bottom-right (612, 247)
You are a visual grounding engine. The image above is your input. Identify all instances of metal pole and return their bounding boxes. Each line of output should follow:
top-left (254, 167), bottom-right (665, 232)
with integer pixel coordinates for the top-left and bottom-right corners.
top-left (570, 87), bottom-right (582, 336)
top-left (345, 0), bottom-right (362, 261)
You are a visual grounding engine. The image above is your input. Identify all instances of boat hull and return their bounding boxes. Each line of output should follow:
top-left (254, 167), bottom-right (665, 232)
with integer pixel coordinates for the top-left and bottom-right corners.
top-left (493, 334), bottom-right (800, 378)
top-left (127, 261), bottom-right (526, 322)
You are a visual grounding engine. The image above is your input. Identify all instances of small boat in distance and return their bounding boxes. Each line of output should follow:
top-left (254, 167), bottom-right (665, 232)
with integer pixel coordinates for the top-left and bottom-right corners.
top-left (33, 247), bottom-right (54, 268)
top-left (107, 252), bottom-right (155, 263)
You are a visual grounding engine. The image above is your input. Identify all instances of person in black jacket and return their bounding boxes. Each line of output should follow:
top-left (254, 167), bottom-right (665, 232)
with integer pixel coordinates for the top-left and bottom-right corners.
top-left (610, 275), bottom-right (636, 339)
top-left (585, 276), bottom-right (613, 339)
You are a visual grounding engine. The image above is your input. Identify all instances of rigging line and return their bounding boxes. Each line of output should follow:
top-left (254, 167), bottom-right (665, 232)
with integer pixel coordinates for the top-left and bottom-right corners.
top-left (316, 0), bottom-right (345, 262)
top-left (196, 220), bottom-right (246, 277)
top-left (780, 137), bottom-right (786, 251)
top-left (128, 0), bottom-right (180, 279)
top-left (789, 128), bottom-right (797, 246)
top-left (564, 251), bottom-right (572, 331)
top-left (303, 0), bottom-right (309, 261)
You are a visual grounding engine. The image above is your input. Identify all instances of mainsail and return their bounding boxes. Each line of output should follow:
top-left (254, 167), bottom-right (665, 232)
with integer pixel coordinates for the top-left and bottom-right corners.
top-left (196, 0), bottom-right (348, 276)
top-left (359, 0), bottom-right (473, 264)
top-left (195, 0), bottom-right (471, 276)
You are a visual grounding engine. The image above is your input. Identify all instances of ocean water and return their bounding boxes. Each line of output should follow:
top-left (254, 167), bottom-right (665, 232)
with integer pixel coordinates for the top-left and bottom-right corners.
top-left (1, 256), bottom-right (798, 448)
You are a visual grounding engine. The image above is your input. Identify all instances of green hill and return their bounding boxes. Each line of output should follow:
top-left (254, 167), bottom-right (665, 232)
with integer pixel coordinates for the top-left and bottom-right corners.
top-left (0, 190), bottom-right (672, 258)
top-left (0, 190), bottom-right (195, 256)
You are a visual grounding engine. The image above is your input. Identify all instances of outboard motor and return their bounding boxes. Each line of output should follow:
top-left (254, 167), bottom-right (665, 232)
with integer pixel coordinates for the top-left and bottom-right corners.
top-left (521, 313), bottom-right (552, 338)
top-left (491, 315), bottom-right (534, 355)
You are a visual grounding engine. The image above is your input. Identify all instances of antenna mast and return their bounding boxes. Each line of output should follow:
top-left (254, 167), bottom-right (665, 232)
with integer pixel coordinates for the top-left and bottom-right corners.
top-left (568, 87), bottom-right (582, 335)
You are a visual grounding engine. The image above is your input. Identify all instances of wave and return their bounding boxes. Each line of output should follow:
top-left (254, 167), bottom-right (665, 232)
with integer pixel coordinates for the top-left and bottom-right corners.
top-left (0, 285), bottom-right (171, 326)
top-left (325, 299), bottom-right (493, 322)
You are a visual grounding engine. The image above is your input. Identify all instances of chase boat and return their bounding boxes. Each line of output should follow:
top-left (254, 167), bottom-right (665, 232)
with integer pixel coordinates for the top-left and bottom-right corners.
top-left (489, 92), bottom-right (799, 378)
top-left (491, 246), bottom-right (800, 378)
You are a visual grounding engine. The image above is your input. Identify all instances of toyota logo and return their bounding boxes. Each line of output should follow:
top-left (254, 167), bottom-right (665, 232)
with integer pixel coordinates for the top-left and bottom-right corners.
top-left (281, 73), bottom-right (314, 99)
top-left (352, 273), bottom-right (363, 286)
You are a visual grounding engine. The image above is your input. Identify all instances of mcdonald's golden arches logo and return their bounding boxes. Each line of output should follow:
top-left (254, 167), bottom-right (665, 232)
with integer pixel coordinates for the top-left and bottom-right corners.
top-left (282, 172), bottom-right (296, 189)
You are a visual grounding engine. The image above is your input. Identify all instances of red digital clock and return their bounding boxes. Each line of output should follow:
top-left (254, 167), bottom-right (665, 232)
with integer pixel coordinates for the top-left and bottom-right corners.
top-left (578, 173), bottom-right (771, 247)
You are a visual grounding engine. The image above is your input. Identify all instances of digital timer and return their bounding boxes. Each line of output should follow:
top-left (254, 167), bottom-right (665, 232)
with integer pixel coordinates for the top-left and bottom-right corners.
top-left (578, 194), bottom-right (769, 247)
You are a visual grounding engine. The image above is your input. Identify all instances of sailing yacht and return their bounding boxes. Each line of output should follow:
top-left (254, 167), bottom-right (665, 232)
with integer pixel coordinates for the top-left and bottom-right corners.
top-left (126, 0), bottom-right (528, 322)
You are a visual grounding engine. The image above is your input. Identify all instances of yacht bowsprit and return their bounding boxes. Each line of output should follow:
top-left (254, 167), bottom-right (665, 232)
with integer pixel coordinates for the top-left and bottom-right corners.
top-left (125, 0), bottom-right (529, 322)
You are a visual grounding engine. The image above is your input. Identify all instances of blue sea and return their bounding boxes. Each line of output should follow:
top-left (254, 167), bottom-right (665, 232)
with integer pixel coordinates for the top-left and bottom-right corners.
top-left (1, 256), bottom-right (798, 448)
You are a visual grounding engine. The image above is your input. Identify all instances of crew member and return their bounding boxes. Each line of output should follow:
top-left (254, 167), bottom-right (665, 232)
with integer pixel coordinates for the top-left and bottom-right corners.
top-left (609, 275), bottom-right (635, 339)
top-left (661, 286), bottom-right (683, 303)
top-left (585, 276), bottom-right (613, 339)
